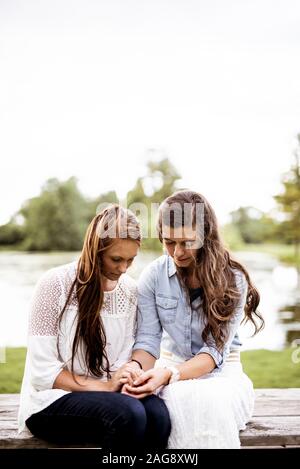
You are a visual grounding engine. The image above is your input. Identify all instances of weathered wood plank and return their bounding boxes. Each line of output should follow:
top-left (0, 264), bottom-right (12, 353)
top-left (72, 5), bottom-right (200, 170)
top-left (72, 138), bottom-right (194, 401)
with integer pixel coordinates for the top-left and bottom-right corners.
top-left (0, 421), bottom-right (18, 431)
top-left (1, 389), bottom-right (300, 448)
top-left (0, 430), bottom-right (98, 449)
top-left (242, 446), bottom-right (286, 449)
top-left (254, 389), bottom-right (300, 400)
top-left (0, 406), bottom-right (19, 413)
top-left (0, 433), bottom-right (80, 449)
top-left (0, 395), bottom-right (19, 403)
top-left (240, 416), bottom-right (300, 446)
top-left (253, 401), bottom-right (300, 416)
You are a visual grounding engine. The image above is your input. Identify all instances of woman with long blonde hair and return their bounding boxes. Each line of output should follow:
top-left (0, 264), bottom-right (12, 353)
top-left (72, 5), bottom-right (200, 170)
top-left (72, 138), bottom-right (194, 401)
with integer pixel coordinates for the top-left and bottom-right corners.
top-left (123, 190), bottom-right (264, 448)
top-left (18, 205), bottom-right (171, 450)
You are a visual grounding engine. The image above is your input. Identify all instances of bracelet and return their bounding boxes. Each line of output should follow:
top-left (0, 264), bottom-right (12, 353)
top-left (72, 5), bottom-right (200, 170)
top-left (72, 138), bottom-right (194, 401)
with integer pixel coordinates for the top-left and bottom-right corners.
top-left (129, 359), bottom-right (143, 370)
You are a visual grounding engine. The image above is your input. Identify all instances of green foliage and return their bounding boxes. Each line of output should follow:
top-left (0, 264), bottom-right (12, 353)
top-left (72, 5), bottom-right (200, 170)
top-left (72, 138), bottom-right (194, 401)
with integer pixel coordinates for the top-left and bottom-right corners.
top-left (87, 190), bottom-right (119, 220)
top-left (221, 223), bottom-right (244, 250)
top-left (275, 178), bottom-right (300, 244)
top-left (229, 206), bottom-right (278, 244)
top-left (227, 134), bottom-right (300, 259)
top-left (145, 158), bottom-right (181, 203)
top-left (20, 177), bottom-right (89, 251)
top-left (127, 157), bottom-right (181, 251)
top-left (274, 135), bottom-right (300, 282)
top-left (274, 145), bottom-right (300, 236)
top-left (0, 219), bottom-right (25, 245)
top-left (0, 156), bottom-right (182, 252)
top-left (127, 157), bottom-right (181, 206)
top-left (127, 178), bottom-right (147, 207)
top-left (1, 136), bottom-right (300, 258)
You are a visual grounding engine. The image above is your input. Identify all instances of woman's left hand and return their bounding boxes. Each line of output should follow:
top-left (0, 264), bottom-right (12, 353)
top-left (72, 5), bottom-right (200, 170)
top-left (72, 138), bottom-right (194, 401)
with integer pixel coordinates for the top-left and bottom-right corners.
top-left (121, 368), bottom-right (171, 399)
top-left (109, 362), bottom-right (143, 391)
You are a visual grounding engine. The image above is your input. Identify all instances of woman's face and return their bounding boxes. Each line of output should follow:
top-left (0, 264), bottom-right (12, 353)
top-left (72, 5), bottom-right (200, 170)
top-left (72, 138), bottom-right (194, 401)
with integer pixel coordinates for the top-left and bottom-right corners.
top-left (101, 238), bottom-right (139, 281)
top-left (163, 226), bottom-right (200, 269)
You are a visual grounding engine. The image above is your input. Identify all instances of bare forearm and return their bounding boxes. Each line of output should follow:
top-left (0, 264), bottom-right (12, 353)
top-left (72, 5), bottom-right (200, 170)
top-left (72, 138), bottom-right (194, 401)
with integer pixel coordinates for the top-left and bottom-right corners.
top-left (53, 369), bottom-right (112, 392)
top-left (131, 349), bottom-right (156, 371)
top-left (176, 353), bottom-right (216, 380)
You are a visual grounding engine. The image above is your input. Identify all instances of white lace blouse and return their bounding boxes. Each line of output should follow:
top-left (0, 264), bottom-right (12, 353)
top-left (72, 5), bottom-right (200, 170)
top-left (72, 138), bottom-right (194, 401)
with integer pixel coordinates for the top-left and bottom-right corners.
top-left (18, 261), bottom-right (138, 436)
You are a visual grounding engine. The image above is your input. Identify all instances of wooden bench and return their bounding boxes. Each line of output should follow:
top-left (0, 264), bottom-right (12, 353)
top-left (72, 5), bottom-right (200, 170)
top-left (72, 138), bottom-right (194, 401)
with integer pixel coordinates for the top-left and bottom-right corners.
top-left (0, 389), bottom-right (300, 449)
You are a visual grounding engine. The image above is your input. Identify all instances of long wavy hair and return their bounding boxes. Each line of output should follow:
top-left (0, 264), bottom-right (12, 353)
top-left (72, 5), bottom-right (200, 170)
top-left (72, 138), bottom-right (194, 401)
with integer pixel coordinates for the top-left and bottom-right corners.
top-left (58, 205), bottom-right (141, 380)
top-left (157, 190), bottom-right (264, 352)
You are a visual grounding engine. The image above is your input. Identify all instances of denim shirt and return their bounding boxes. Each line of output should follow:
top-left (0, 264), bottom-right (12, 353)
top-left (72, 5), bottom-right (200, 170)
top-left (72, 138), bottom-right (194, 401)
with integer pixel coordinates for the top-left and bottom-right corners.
top-left (133, 255), bottom-right (248, 368)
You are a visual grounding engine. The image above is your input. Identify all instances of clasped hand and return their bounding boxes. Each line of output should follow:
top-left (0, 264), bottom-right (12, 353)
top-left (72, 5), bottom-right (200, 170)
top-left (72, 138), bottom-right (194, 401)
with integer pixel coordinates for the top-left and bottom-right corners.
top-left (121, 367), bottom-right (171, 399)
top-left (109, 362), bottom-right (143, 392)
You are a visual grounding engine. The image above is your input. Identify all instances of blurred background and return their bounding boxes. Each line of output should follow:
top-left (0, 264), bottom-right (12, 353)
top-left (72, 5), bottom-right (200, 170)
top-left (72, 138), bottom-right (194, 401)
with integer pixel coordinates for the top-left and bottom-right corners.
top-left (0, 0), bottom-right (300, 390)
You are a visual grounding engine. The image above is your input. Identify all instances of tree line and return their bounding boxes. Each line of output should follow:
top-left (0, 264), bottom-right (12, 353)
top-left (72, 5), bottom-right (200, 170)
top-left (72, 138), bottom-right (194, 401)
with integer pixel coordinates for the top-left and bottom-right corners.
top-left (1, 138), bottom-right (299, 275)
top-left (0, 158), bottom-right (180, 252)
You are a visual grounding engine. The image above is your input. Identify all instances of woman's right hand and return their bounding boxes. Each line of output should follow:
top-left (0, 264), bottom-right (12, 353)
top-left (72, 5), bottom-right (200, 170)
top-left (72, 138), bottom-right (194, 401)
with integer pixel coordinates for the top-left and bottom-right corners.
top-left (107, 362), bottom-right (143, 392)
top-left (121, 367), bottom-right (171, 398)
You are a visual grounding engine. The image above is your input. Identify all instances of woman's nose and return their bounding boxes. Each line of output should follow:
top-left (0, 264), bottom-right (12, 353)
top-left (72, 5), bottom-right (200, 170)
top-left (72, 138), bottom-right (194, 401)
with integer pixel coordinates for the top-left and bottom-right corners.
top-left (118, 263), bottom-right (128, 273)
top-left (174, 244), bottom-right (184, 258)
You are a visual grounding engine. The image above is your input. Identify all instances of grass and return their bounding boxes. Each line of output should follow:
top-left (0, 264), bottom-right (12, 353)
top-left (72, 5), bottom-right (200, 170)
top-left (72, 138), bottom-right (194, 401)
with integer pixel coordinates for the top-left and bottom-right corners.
top-left (0, 347), bottom-right (300, 393)
top-left (241, 348), bottom-right (300, 388)
top-left (0, 347), bottom-right (26, 393)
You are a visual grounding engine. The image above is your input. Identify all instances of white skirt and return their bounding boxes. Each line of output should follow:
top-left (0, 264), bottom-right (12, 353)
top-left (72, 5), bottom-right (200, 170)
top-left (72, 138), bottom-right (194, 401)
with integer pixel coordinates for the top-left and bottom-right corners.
top-left (155, 350), bottom-right (255, 449)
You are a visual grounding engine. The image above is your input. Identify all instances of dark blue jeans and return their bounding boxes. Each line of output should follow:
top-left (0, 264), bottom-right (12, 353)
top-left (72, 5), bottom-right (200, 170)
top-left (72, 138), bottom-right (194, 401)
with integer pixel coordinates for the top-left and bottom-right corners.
top-left (26, 391), bottom-right (171, 450)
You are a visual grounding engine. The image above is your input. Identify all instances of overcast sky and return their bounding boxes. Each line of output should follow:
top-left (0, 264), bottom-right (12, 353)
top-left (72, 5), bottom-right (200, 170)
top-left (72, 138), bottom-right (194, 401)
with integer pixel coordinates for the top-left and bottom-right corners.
top-left (1, 0), bottom-right (300, 225)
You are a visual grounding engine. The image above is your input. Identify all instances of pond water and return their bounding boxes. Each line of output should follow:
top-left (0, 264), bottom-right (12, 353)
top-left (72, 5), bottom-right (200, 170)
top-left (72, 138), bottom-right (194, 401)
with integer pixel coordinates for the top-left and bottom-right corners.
top-left (0, 250), bottom-right (299, 350)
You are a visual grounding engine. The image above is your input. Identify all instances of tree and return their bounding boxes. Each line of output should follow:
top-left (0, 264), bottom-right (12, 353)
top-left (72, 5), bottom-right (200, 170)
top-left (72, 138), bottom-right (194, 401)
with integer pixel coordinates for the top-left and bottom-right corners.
top-left (220, 223), bottom-right (243, 251)
top-left (0, 216), bottom-right (25, 246)
top-left (126, 178), bottom-right (146, 207)
top-left (230, 206), bottom-right (278, 244)
top-left (274, 134), bottom-right (300, 289)
top-left (0, 156), bottom-right (182, 252)
top-left (126, 157), bottom-right (181, 250)
top-left (146, 158), bottom-right (181, 203)
top-left (127, 157), bottom-right (181, 206)
top-left (20, 177), bottom-right (89, 251)
top-left (87, 190), bottom-right (119, 220)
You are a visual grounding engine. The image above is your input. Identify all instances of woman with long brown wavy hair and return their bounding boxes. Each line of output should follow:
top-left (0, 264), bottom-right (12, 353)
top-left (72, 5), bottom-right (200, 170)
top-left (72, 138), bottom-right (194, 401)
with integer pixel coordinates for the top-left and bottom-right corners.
top-left (123, 190), bottom-right (264, 449)
top-left (18, 205), bottom-right (171, 450)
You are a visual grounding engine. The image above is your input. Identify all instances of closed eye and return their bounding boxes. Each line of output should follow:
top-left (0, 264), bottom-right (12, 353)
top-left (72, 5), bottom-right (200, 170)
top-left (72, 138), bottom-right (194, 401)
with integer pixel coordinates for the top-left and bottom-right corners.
top-left (111, 257), bottom-right (135, 263)
top-left (164, 239), bottom-right (175, 245)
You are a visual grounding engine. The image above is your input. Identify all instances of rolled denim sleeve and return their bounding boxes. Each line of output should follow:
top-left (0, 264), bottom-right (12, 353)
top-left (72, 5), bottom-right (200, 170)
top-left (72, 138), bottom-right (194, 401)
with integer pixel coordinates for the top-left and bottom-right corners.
top-left (132, 263), bottom-right (163, 359)
top-left (196, 270), bottom-right (248, 368)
